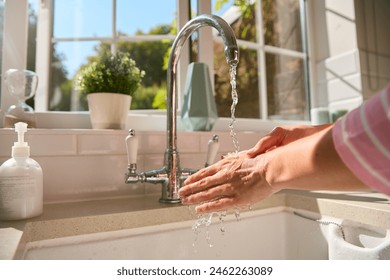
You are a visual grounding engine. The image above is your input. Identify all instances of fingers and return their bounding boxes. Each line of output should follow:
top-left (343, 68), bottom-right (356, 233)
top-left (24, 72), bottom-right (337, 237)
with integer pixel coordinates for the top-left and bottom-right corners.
top-left (179, 172), bottom-right (227, 198)
top-left (179, 154), bottom-right (270, 214)
top-left (180, 166), bottom-right (251, 213)
top-left (181, 180), bottom-right (236, 205)
top-left (194, 196), bottom-right (238, 213)
top-left (179, 155), bottom-right (244, 198)
top-left (246, 127), bottom-right (286, 157)
top-left (183, 164), bottom-right (218, 186)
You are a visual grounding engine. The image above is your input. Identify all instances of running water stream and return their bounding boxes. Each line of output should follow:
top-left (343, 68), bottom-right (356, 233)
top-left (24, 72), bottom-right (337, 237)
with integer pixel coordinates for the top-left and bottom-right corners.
top-left (228, 62), bottom-right (240, 154)
top-left (191, 63), bottom-right (242, 250)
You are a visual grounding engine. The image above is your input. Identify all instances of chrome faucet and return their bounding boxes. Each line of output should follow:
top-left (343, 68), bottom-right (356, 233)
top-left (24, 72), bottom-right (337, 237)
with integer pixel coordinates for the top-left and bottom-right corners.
top-left (125, 14), bottom-right (239, 204)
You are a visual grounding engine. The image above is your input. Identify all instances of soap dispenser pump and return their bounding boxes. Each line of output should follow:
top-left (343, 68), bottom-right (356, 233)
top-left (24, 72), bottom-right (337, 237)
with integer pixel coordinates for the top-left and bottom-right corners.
top-left (0, 122), bottom-right (43, 220)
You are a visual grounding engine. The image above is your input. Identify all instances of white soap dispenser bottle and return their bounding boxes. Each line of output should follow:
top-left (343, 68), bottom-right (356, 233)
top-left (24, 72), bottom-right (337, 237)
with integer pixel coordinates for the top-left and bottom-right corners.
top-left (0, 122), bottom-right (43, 220)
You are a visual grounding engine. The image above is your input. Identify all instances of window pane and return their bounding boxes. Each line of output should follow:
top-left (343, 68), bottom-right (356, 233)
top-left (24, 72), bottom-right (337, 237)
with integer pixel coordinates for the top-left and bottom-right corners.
top-left (50, 0), bottom-right (177, 111)
top-left (116, 39), bottom-right (171, 109)
top-left (27, 0), bottom-right (38, 72)
top-left (49, 41), bottom-right (99, 111)
top-left (212, 0), bottom-right (257, 42)
top-left (215, 45), bottom-right (259, 118)
top-left (53, 0), bottom-right (112, 38)
top-left (266, 53), bottom-right (306, 120)
top-left (262, 0), bottom-right (303, 51)
top-left (117, 0), bottom-right (176, 36)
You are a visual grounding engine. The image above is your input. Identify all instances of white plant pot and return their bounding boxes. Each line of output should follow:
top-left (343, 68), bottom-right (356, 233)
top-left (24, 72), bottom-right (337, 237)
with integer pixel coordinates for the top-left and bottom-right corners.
top-left (87, 93), bottom-right (131, 129)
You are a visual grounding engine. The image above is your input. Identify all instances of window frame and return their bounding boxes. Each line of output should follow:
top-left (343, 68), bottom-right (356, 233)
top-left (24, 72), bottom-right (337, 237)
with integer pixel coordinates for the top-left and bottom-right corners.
top-left (35, 0), bottom-right (184, 112)
top-left (1, 0), bottom-right (313, 129)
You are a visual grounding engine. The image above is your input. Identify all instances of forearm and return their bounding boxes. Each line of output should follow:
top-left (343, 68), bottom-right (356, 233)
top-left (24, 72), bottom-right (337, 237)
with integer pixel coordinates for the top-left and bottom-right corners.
top-left (247, 123), bottom-right (333, 157)
top-left (264, 125), bottom-right (369, 192)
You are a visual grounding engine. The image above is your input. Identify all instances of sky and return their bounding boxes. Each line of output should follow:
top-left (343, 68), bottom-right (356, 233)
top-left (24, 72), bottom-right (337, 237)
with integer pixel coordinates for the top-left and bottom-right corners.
top-left (30, 0), bottom-right (233, 79)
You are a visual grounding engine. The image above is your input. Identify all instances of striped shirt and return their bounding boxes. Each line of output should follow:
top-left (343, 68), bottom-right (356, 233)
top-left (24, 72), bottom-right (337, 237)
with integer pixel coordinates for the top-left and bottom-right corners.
top-left (333, 84), bottom-right (390, 195)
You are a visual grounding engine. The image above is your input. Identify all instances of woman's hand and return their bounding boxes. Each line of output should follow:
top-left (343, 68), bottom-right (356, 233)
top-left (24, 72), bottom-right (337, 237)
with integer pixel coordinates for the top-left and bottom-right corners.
top-left (178, 152), bottom-right (277, 213)
top-left (246, 124), bottom-right (332, 157)
top-left (178, 123), bottom-right (367, 214)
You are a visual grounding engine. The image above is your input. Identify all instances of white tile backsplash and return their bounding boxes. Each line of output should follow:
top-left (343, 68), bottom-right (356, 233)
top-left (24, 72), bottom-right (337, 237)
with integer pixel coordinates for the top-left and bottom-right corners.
top-left (327, 73), bottom-right (362, 103)
top-left (0, 129), bottom-right (267, 203)
top-left (137, 132), bottom-right (166, 154)
top-left (37, 155), bottom-right (140, 202)
top-left (31, 134), bottom-right (78, 156)
top-left (316, 50), bottom-right (360, 83)
top-left (78, 133), bottom-right (127, 155)
top-left (0, 129), bottom-right (78, 157)
top-left (315, 49), bottom-right (364, 111)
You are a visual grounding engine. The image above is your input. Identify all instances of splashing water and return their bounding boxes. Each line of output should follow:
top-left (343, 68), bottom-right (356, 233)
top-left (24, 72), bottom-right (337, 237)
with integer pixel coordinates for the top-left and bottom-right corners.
top-left (218, 211), bottom-right (227, 234)
top-left (192, 213), bottom-right (215, 249)
top-left (189, 63), bottom-right (241, 250)
top-left (191, 212), bottom-right (228, 249)
top-left (229, 62), bottom-right (240, 154)
top-left (234, 209), bottom-right (241, 221)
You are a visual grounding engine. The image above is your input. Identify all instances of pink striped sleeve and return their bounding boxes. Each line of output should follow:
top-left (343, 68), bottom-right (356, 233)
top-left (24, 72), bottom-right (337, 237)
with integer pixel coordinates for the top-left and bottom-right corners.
top-left (332, 84), bottom-right (390, 195)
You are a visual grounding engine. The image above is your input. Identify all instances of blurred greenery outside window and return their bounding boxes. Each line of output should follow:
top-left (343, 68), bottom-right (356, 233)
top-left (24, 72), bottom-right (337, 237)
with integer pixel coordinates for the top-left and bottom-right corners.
top-left (208, 0), bottom-right (309, 120)
top-left (28, 0), bottom-right (309, 121)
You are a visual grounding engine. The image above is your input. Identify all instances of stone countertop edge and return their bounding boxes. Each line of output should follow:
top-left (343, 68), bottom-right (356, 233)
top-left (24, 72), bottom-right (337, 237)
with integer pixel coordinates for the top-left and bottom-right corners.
top-left (1, 190), bottom-right (390, 260)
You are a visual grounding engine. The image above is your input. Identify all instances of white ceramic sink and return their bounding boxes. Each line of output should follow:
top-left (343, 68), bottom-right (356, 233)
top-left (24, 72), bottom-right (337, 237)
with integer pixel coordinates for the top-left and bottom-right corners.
top-left (18, 207), bottom-right (390, 260)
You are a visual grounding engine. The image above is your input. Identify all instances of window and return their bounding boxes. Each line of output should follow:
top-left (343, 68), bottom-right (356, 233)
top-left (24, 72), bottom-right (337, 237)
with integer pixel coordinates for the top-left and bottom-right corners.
top-left (193, 0), bottom-right (310, 120)
top-left (3, 0), bottom-right (310, 125)
top-left (36, 0), bottom-right (176, 111)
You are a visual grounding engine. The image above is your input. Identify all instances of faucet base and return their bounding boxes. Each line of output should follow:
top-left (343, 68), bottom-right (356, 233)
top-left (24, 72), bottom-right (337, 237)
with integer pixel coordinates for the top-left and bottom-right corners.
top-left (159, 197), bottom-right (181, 204)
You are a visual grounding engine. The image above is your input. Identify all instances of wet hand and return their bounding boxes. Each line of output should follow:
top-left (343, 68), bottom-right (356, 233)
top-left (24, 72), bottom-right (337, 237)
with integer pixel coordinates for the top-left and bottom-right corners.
top-left (178, 153), bottom-right (276, 213)
top-left (246, 124), bottom-right (332, 157)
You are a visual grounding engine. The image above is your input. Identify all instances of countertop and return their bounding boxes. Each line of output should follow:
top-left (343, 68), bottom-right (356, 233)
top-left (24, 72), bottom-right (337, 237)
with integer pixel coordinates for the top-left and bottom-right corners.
top-left (1, 190), bottom-right (390, 260)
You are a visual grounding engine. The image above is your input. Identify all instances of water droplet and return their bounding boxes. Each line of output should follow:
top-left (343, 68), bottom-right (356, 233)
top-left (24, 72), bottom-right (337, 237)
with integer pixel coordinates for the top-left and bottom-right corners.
top-left (218, 211), bottom-right (227, 235)
top-left (234, 209), bottom-right (241, 221)
top-left (206, 230), bottom-right (214, 248)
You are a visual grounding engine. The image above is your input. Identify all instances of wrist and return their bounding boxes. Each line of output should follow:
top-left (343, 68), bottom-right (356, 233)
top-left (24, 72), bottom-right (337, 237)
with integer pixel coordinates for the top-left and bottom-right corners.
top-left (261, 149), bottom-right (284, 194)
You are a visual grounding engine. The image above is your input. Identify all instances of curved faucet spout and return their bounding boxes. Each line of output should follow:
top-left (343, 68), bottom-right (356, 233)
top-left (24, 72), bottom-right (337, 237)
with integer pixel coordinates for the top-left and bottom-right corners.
top-left (159, 14), bottom-right (239, 203)
top-left (124, 15), bottom-right (238, 204)
top-left (167, 14), bottom-right (239, 151)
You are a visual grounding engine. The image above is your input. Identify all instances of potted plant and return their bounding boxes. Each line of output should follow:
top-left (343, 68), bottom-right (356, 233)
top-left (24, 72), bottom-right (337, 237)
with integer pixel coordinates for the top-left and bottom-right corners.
top-left (77, 52), bottom-right (145, 129)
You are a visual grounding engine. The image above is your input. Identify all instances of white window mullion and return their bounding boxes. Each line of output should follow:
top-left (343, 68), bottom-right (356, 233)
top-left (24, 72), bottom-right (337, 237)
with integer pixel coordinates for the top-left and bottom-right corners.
top-left (299, 0), bottom-right (311, 120)
top-left (111, 0), bottom-right (117, 54)
top-left (256, 0), bottom-right (268, 119)
top-left (236, 38), bottom-right (307, 58)
top-left (305, 0), bottom-right (318, 110)
top-left (35, 0), bottom-right (53, 112)
top-left (197, 0), bottom-right (215, 93)
top-left (53, 35), bottom-right (176, 43)
top-left (0, 0), bottom-right (29, 115)
top-left (176, 0), bottom-right (191, 108)
top-left (263, 45), bottom-right (306, 59)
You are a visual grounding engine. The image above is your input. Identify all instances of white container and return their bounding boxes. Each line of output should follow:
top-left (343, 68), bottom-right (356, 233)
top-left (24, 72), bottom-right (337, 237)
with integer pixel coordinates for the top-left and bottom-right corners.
top-left (87, 93), bottom-right (131, 129)
top-left (0, 122), bottom-right (43, 220)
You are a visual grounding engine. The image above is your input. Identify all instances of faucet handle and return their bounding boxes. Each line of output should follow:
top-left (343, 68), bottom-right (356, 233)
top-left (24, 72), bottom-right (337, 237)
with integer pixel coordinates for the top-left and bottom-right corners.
top-left (205, 134), bottom-right (219, 167)
top-left (126, 129), bottom-right (138, 166)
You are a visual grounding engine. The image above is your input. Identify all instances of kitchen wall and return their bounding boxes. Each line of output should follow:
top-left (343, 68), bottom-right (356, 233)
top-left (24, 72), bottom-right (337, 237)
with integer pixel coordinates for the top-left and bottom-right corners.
top-left (309, 0), bottom-right (390, 113)
top-left (355, 0), bottom-right (390, 99)
top-left (0, 129), bottom-right (265, 203)
top-left (310, 0), bottom-right (362, 112)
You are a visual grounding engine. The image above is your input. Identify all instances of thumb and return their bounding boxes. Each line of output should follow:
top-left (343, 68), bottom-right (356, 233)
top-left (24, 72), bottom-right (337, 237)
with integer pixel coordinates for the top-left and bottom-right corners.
top-left (247, 127), bottom-right (286, 157)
